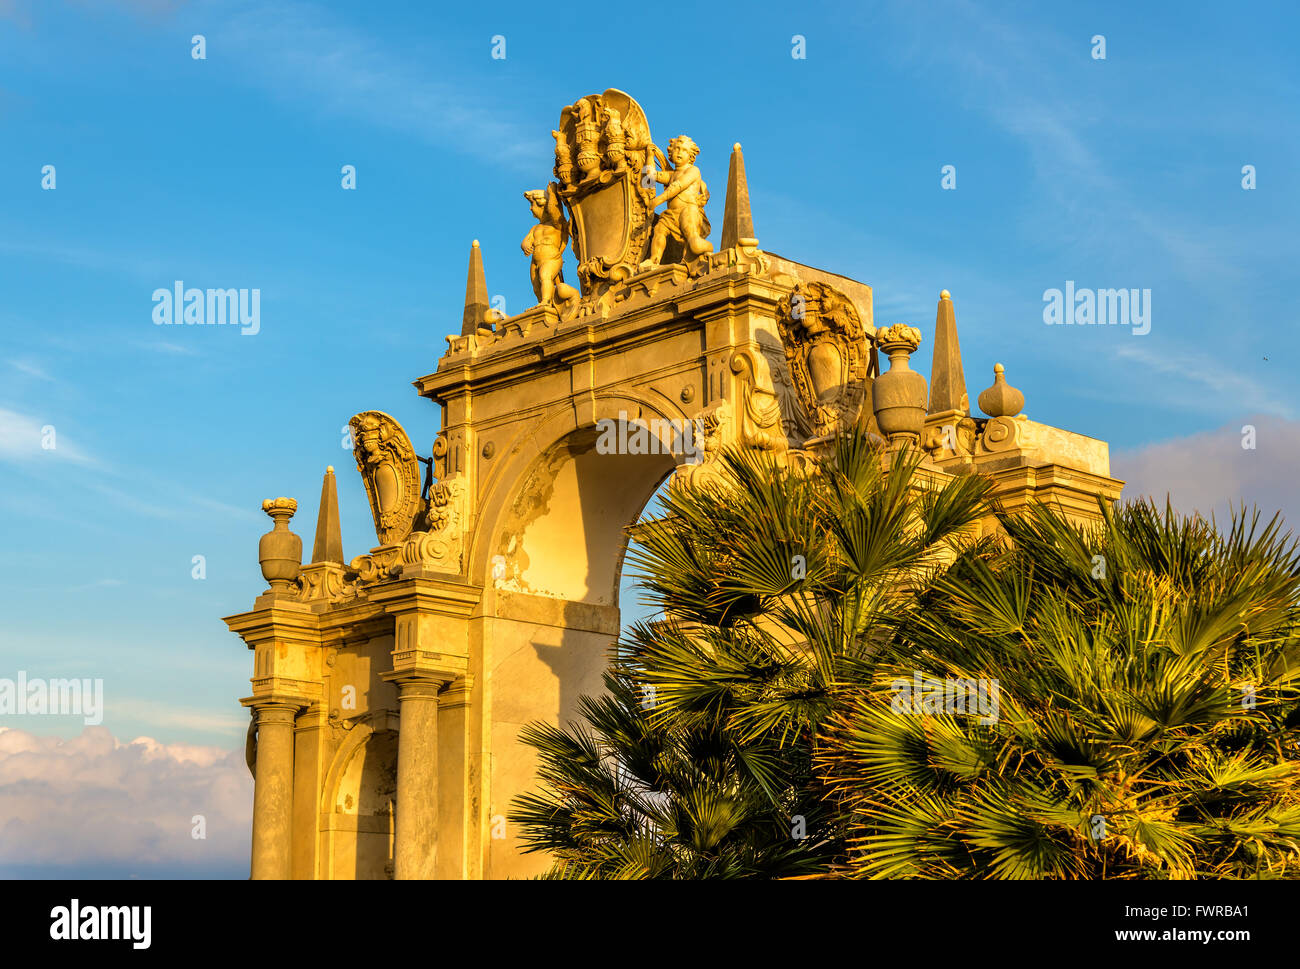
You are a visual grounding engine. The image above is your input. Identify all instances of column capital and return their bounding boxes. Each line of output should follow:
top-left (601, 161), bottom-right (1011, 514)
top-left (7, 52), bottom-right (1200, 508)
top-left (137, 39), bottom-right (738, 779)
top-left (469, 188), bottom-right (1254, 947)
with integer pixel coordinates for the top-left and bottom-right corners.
top-left (382, 669), bottom-right (456, 701)
top-left (241, 695), bottom-right (310, 724)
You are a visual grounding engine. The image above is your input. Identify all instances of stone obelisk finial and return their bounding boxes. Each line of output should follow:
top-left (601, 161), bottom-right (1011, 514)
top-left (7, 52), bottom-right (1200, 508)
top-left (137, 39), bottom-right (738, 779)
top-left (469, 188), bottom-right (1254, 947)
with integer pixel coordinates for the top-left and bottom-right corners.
top-left (311, 465), bottom-right (344, 565)
top-left (461, 240), bottom-right (492, 337)
top-left (721, 143), bottom-right (757, 250)
top-left (927, 289), bottom-right (969, 416)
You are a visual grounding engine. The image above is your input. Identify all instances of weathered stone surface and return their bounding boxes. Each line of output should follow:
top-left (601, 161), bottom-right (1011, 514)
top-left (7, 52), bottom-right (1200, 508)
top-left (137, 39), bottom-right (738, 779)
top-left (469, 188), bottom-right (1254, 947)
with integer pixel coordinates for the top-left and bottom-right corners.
top-left (223, 89), bottom-right (1124, 881)
top-left (720, 143), bottom-right (755, 250)
top-left (461, 240), bottom-right (491, 337)
top-left (311, 467), bottom-right (344, 565)
top-left (928, 289), bottom-right (968, 417)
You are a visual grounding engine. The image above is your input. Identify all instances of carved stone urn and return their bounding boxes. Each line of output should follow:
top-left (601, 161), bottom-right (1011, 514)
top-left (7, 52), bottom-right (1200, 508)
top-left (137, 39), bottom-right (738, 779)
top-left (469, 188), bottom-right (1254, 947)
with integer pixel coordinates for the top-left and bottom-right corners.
top-left (258, 497), bottom-right (302, 591)
top-left (871, 324), bottom-right (927, 443)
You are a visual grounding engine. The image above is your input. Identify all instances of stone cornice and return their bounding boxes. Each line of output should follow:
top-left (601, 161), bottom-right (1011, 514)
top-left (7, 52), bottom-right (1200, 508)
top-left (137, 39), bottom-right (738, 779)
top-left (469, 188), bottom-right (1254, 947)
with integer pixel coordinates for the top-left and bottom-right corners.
top-left (366, 576), bottom-right (481, 619)
top-left (985, 463), bottom-right (1124, 515)
top-left (415, 273), bottom-right (794, 404)
top-left (223, 600), bottom-right (323, 650)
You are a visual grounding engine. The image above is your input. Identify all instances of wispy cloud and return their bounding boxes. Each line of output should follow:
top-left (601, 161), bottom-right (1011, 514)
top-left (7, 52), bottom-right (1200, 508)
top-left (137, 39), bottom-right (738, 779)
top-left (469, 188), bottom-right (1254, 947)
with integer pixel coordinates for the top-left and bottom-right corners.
top-left (0, 238), bottom-right (167, 282)
top-left (0, 408), bottom-right (95, 465)
top-left (1112, 344), bottom-right (1294, 420)
top-left (110, 700), bottom-right (248, 735)
top-left (212, 0), bottom-right (543, 170)
top-left (888, 1), bottom-right (1247, 285)
top-left (7, 359), bottom-right (52, 381)
top-left (132, 339), bottom-right (199, 357)
top-left (64, 577), bottom-right (127, 591)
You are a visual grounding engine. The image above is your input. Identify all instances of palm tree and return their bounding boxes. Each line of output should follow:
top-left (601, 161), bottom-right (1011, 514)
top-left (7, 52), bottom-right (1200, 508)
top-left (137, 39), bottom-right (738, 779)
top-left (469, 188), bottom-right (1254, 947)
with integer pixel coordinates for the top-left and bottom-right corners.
top-left (511, 430), bottom-right (996, 878)
top-left (819, 498), bottom-right (1300, 879)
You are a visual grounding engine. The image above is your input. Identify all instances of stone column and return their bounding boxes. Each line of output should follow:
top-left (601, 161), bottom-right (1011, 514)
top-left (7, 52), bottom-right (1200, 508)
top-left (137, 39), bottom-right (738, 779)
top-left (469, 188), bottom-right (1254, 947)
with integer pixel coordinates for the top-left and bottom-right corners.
top-left (390, 673), bottom-right (448, 880)
top-left (249, 699), bottom-right (300, 880)
top-left (291, 701), bottom-right (326, 880)
top-left (435, 675), bottom-right (473, 879)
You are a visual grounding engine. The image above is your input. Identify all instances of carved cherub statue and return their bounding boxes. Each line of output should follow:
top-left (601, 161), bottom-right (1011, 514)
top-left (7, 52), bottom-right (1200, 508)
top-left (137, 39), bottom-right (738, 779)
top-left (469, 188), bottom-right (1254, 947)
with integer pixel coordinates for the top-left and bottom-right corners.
top-left (522, 184), bottom-right (579, 307)
top-left (641, 135), bottom-right (713, 268)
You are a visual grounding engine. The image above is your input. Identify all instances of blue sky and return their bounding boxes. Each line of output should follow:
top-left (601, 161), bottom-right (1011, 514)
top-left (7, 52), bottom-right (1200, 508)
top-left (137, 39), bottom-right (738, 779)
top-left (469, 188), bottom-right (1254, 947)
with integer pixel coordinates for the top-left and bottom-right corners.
top-left (2, 0), bottom-right (1298, 764)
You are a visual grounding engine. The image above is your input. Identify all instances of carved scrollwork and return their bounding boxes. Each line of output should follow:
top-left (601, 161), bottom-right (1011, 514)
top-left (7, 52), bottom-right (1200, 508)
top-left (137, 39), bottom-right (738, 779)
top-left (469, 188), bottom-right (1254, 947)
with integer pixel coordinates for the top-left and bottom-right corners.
top-left (293, 562), bottom-right (357, 603)
top-left (922, 417), bottom-right (979, 459)
top-left (425, 477), bottom-right (464, 532)
top-left (673, 348), bottom-right (788, 494)
top-left (400, 476), bottom-right (467, 575)
top-left (729, 348), bottom-right (787, 454)
top-left (346, 545), bottom-right (403, 586)
top-left (777, 282), bottom-right (876, 441)
top-left (978, 415), bottom-right (1035, 454)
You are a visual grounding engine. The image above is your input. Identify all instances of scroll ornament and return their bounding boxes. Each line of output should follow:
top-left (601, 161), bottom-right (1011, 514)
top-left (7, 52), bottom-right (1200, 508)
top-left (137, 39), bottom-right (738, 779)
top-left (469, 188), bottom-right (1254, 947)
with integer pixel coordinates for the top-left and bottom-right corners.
top-left (674, 348), bottom-right (788, 494)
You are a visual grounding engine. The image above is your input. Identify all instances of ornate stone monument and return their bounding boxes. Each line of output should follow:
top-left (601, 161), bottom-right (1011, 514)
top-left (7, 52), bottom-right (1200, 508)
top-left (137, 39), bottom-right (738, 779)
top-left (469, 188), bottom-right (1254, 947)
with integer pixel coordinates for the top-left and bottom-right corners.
top-left (224, 89), bottom-right (1123, 880)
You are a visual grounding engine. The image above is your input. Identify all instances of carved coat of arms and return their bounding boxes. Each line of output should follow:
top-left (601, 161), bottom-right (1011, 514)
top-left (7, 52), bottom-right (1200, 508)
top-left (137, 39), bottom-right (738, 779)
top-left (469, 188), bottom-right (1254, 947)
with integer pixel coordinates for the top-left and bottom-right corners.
top-left (777, 282), bottom-right (878, 440)
top-left (349, 411), bottom-right (425, 546)
top-left (552, 89), bottom-right (662, 292)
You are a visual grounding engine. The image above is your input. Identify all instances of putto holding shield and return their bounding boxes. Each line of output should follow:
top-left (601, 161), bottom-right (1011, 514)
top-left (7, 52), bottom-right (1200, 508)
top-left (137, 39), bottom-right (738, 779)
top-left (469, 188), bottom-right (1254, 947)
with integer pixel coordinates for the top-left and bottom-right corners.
top-left (641, 135), bottom-right (714, 268)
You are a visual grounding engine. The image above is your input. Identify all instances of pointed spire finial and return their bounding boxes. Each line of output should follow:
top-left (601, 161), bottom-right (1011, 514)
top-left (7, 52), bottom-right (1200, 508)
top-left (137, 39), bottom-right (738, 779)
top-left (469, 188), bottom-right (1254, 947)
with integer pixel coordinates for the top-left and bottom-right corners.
top-left (461, 239), bottom-right (491, 337)
top-left (311, 466), bottom-right (344, 565)
top-left (927, 288), bottom-right (969, 416)
top-left (721, 142), bottom-right (757, 250)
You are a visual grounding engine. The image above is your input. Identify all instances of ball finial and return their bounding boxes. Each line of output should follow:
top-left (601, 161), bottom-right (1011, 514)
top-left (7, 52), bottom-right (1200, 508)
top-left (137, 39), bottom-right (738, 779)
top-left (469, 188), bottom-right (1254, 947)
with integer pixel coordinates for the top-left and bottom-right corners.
top-left (733, 142), bottom-right (742, 152)
top-left (940, 289), bottom-right (951, 300)
top-left (326, 465), bottom-right (335, 473)
top-left (472, 239), bottom-right (480, 247)
top-left (978, 363), bottom-right (1023, 419)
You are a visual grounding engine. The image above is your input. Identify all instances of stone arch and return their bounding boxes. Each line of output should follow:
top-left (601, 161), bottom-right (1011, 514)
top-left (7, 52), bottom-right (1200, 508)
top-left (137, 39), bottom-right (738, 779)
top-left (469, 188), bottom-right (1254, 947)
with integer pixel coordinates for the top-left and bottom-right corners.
top-left (319, 711), bottom-right (400, 880)
top-left (469, 390), bottom-right (692, 598)
top-left (468, 392), bottom-right (695, 877)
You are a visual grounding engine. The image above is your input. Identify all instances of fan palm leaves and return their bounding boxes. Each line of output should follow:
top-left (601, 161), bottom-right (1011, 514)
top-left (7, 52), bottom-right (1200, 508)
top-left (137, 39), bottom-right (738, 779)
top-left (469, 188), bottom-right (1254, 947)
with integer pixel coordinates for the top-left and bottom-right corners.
top-left (511, 430), bottom-right (996, 877)
top-left (819, 498), bottom-right (1300, 879)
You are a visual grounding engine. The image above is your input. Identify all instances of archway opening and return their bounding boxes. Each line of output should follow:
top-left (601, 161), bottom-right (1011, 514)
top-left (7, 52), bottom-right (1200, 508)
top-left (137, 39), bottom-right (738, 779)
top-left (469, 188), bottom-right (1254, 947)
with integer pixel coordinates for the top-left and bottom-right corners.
top-left (483, 419), bottom-right (690, 876)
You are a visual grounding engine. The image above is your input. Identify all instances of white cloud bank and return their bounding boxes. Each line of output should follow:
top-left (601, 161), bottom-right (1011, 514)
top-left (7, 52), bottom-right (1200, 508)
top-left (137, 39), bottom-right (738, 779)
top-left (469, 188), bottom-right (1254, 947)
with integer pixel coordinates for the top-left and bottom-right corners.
top-left (0, 726), bottom-right (251, 878)
top-left (1112, 415), bottom-right (1300, 533)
